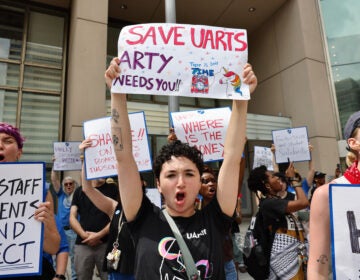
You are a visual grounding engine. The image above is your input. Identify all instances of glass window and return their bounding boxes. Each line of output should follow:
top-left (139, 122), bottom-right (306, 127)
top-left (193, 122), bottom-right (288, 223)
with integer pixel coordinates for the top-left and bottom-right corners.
top-left (0, 4), bottom-right (24, 60)
top-left (0, 2), bottom-right (67, 165)
top-left (26, 11), bottom-right (64, 66)
top-left (20, 92), bottom-right (60, 162)
top-left (107, 26), bottom-right (119, 57)
top-left (0, 89), bottom-right (18, 124)
top-left (218, 99), bottom-right (231, 108)
top-left (0, 62), bottom-right (20, 87)
top-left (198, 97), bottom-right (217, 108)
top-left (128, 94), bottom-right (152, 102)
top-left (179, 96), bottom-right (195, 106)
top-left (320, 0), bottom-right (360, 135)
top-left (23, 65), bottom-right (62, 92)
top-left (153, 95), bottom-right (168, 104)
top-left (155, 135), bottom-right (168, 157)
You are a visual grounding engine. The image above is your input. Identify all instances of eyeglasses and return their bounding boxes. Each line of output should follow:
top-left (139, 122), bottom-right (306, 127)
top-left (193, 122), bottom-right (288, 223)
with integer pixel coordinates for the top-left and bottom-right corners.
top-left (64, 182), bottom-right (73, 186)
top-left (201, 178), bottom-right (216, 184)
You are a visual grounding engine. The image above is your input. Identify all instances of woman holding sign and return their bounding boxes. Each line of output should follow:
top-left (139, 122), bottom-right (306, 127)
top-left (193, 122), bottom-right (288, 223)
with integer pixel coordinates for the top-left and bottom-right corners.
top-left (105, 57), bottom-right (257, 279)
top-left (0, 123), bottom-right (61, 279)
top-left (78, 138), bottom-right (135, 280)
top-left (247, 164), bottom-right (309, 279)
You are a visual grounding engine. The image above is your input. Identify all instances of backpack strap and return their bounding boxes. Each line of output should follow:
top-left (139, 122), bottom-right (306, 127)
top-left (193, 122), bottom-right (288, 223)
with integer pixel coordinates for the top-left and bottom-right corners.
top-left (162, 209), bottom-right (200, 280)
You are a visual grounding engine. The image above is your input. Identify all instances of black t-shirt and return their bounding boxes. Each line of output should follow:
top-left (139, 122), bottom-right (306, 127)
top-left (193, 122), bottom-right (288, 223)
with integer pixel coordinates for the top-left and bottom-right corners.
top-left (71, 182), bottom-right (119, 244)
top-left (128, 195), bottom-right (231, 279)
top-left (260, 197), bottom-right (306, 279)
top-left (260, 197), bottom-right (288, 229)
top-left (284, 191), bottom-right (296, 201)
top-left (102, 203), bottom-right (135, 274)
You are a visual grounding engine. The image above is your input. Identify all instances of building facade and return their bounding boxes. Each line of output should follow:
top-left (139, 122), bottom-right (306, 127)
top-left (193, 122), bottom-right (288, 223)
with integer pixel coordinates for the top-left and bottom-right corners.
top-left (1, 0), bottom-right (358, 214)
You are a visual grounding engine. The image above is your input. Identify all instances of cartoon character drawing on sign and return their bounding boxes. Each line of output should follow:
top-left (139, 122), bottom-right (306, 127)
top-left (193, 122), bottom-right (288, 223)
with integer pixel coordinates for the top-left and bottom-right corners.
top-left (219, 67), bottom-right (242, 97)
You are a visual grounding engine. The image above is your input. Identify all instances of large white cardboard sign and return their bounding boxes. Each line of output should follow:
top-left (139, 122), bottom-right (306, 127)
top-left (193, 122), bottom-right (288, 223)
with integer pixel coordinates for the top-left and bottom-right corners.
top-left (112, 23), bottom-right (249, 100)
top-left (83, 113), bottom-right (152, 180)
top-left (272, 126), bottom-right (310, 163)
top-left (170, 107), bottom-right (231, 162)
top-left (329, 184), bottom-right (360, 280)
top-left (253, 146), bottom-right (273, 171)
top-left (145, 188), bottom-right (162, 209)
top-left (53, 142), bottom-right (82, 171)
top-left (0, 162), bottom-right (45, 278)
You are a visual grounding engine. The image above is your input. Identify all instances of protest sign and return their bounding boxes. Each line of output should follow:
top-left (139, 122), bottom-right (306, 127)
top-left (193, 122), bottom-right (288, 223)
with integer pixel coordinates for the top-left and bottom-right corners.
top-left (329, 184), bottom-right (360, 279)
top-left (170, 107), bottom-right (231, 162)
top-left (112, 23), bottom-right (249, 100)
top-left (53, 142), bottom-right (82, 171)
top-left (0, 162), bottom-right (45, 277)
top-left (83, 113), bottom-right (151, 180)
top-left (253, 146), bottom-right (273, 170)
top-left (272, 126), bottom-right (310, 163)
top-left (145, 188), bottom-right (162, 208)
top-left (130, 111), bottom-right (152, 172)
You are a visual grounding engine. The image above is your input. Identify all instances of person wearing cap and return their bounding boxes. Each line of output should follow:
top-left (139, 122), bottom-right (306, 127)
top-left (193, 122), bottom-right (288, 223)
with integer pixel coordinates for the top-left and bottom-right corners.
top-left (0, 122), bottom-right (61, 279)
top-left (308, 171), bottom-right (326, 203)
top-left (308, 111), bottom-right (360, 279)
top-left (313, 171), bottom-right (326, 185)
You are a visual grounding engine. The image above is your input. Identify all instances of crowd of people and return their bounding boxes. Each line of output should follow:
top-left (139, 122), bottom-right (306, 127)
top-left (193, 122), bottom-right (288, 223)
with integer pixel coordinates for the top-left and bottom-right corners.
top-left (0, 55), bottom-right (359, 280)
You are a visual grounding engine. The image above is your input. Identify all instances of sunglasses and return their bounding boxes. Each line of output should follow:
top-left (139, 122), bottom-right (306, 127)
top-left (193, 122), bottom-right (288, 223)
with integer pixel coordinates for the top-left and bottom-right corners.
top-left (64, 182), bottom-right (74, 186)
top-left (201, 178), bottom-right (216, 184)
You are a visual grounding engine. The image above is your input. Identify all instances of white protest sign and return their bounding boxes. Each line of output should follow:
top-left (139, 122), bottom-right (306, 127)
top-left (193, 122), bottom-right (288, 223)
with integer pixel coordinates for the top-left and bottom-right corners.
top-left (145, 188), bottom-right (162, 208)
top-left (272, 126), bottom-right (310, 163)
top-left (53, 142), bottom-right (82, 171)
top-left (170, 107), bottom-right (231, 162)
top-left (0, 162), bottom-right (45, 277)
top-left (253, 146), bottom-right (273, 171)
top-left (112, 23), bottom-right (249, 100)
top-left (329, 184), bottom-right (360, 279)
top-left (83, 113), bottom-right (152, 180)
top-left (130, 112), bottom-right (152, 172)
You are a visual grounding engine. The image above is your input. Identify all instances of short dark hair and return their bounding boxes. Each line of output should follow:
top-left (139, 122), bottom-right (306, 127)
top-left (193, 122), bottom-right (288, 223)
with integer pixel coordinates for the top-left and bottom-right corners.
top-left (153, 140), bottom-right (204, 180)
top-left (202, 164), bottom-right (215, 176)
top-left (247, 165), bottom-right (269, 197)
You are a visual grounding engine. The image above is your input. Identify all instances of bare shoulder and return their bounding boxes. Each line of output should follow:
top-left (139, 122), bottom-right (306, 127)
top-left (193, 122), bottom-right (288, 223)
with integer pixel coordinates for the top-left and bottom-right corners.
top-left (310, 183), bottom-right (330, 217)
top-left (313, 183), bottom-right (330, 200)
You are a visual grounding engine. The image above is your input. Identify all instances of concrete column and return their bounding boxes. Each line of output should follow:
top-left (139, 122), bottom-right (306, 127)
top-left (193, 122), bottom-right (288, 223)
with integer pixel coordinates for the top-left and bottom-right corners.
top-left (65, 0), bottom-right (108, 141)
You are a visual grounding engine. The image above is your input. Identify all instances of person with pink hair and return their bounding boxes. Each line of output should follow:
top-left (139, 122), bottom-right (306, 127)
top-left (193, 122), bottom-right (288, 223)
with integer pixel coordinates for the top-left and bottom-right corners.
top-left (0, 122), bottom-right (61, 279)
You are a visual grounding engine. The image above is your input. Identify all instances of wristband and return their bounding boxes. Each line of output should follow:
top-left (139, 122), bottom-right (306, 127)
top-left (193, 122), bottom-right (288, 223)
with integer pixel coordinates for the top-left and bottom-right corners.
top-left (55, 274), bottom-right (66, 280)
top-left (292, 183), bottom-right (302, 187)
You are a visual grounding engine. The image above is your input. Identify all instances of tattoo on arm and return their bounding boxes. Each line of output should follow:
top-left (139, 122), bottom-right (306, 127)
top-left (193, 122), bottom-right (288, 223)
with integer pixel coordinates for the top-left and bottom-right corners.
top-left (112, 128), bottom-right (123, 151)
top-left (316, 255), bottom-right (328, 264)
top-left (111, 109), bottom-right (119, 123)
